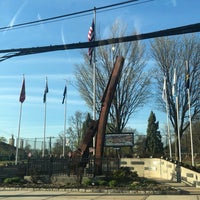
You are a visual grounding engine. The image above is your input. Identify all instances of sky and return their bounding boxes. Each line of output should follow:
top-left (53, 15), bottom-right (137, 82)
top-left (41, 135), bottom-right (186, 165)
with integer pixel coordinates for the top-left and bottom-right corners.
top-left (0, 0), bottom-right (199, 143)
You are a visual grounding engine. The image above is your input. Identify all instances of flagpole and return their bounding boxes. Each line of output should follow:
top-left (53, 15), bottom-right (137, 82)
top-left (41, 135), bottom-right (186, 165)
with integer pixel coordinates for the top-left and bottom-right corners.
top-left (43, 77), bottom-right (48, 157)
top-left (63, 84), bottom-right (67, 157)
top-left (93, 7), bottom-right (96, 121)
top-left (172, 68), bottom-right (181, 162)
top-left (43, 99), bottom-right (47, 157)
top-left (15, 102), bottom-right (22, 165)
top-left (187, 88), bottom-right (194, 166)
top-left (15, 75), bottom-right (26, 165)
top-left (163, 76), bottom-right (172, 158)
top-left (92, 8), bottom-right (96, 154)
top-left (176, 96), bottom-right (181, 163)
top-left (186, 60), bottom-right (194, 166)
top-left (166, 101), bottom-right (172, 159)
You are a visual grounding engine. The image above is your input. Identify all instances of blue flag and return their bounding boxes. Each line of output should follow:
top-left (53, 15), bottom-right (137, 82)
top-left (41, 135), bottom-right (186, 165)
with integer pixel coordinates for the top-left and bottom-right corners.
top-left (43, 78), bottom-right (49, 103)
top-left (62, 85), bottom-right (67, 104)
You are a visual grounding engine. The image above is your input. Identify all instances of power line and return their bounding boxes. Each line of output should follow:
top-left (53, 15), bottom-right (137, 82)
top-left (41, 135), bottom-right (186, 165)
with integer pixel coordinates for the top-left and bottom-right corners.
top-left (97, 0), bottom-right (153, 14)
top-left (0, 22), bottom-right (199, 61)
top-left (0, 0), bottom-right (154, 32)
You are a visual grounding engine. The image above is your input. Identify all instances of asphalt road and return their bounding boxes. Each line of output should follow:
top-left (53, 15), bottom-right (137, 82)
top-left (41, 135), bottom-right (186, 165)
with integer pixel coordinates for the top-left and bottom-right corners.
top-left (0, 190), bottom-right (200, 200)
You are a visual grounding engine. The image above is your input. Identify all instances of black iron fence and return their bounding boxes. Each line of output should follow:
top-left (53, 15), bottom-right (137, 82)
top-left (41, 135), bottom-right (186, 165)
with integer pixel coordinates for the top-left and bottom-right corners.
top-left (26, 157), bottom-right (120, 177)
top-left (0, 164), bottom-right (26, 180)
top-left (0, 157), bottom-right (120, 180)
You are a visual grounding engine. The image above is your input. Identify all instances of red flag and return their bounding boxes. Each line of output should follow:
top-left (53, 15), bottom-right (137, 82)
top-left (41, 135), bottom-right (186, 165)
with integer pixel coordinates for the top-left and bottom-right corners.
top-left (19, 77), bottom-right (25, 103)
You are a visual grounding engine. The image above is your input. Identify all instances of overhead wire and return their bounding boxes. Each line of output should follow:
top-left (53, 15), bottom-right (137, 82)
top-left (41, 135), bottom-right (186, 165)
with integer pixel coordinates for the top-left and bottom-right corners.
top-left (97, 0), bottom-right (154, 14)
top-left (0, 0), bottom-right (154, 32)
top-left (0, 0), bottom-right (198, 62)
top-left (0, 22), bottom-right (200, 62)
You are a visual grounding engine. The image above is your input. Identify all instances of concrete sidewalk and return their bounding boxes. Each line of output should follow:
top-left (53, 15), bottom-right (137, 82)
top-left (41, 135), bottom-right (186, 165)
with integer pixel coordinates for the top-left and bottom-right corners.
top-left (0, 179), bottom-right (199, 199)
top-left (154, 178), bottom-right (200, 195)
top-left (0, 189), bottom-right (200, 200)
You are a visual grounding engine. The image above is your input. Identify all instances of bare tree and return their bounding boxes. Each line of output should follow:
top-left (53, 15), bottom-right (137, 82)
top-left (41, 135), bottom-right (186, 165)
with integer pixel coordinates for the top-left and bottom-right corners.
top-left (67, 111), bottom-right (87, 150)
top-left (75, 20), bottom-right (151, 134)
top-left (52, 135), bottom-right (63, 156)
top-left (151, 34), bottom-right (200, 159)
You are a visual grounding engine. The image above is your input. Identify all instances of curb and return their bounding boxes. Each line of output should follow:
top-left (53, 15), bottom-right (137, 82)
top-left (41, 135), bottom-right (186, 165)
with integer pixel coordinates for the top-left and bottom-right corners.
top-left (0, 187), bottom-right (182, 195)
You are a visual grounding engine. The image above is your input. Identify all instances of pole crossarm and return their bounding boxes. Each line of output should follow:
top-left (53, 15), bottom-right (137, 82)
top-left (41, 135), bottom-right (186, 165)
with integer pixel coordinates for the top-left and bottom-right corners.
top-left (0, 23), bottom-right (200, 61)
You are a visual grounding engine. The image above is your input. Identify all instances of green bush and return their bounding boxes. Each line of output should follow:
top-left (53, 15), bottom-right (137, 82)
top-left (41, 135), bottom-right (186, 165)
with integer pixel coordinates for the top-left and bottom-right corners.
top-left (108, 180), bottom-right (117, 187)
top-left (112, 167), bottom-right (138, 182)
top-left (97, 179), bottom-right (107, 186)
top-left (82, 177), bottom-right (92, 186)
top-left (130, 181), bottom-right (140, 189)
top-left (3, 177), bottom-right (23, 184)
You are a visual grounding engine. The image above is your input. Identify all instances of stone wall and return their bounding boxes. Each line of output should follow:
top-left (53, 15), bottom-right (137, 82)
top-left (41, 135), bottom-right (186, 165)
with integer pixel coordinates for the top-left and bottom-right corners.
top-left (120, 158), bottom-right (200, 188)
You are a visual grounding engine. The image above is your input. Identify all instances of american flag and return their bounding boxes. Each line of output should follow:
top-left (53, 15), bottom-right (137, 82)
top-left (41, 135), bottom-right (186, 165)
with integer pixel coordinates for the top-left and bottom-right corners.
top-left (88, 19), bottom-right (95, 64)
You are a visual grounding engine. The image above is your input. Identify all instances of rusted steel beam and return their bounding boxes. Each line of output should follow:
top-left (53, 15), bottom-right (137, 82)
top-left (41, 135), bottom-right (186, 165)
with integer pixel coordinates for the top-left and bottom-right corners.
top-left (79, 120), bottom-right (98, 154)
top-left (95, 56), bottom-right (124, 175)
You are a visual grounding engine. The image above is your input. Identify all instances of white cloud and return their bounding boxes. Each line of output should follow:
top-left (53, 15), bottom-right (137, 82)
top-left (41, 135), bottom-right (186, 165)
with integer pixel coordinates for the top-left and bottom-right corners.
top-left (0, 73), bottom-right (75, 81)
top-left (8, 1), bottom-right (27, 27)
